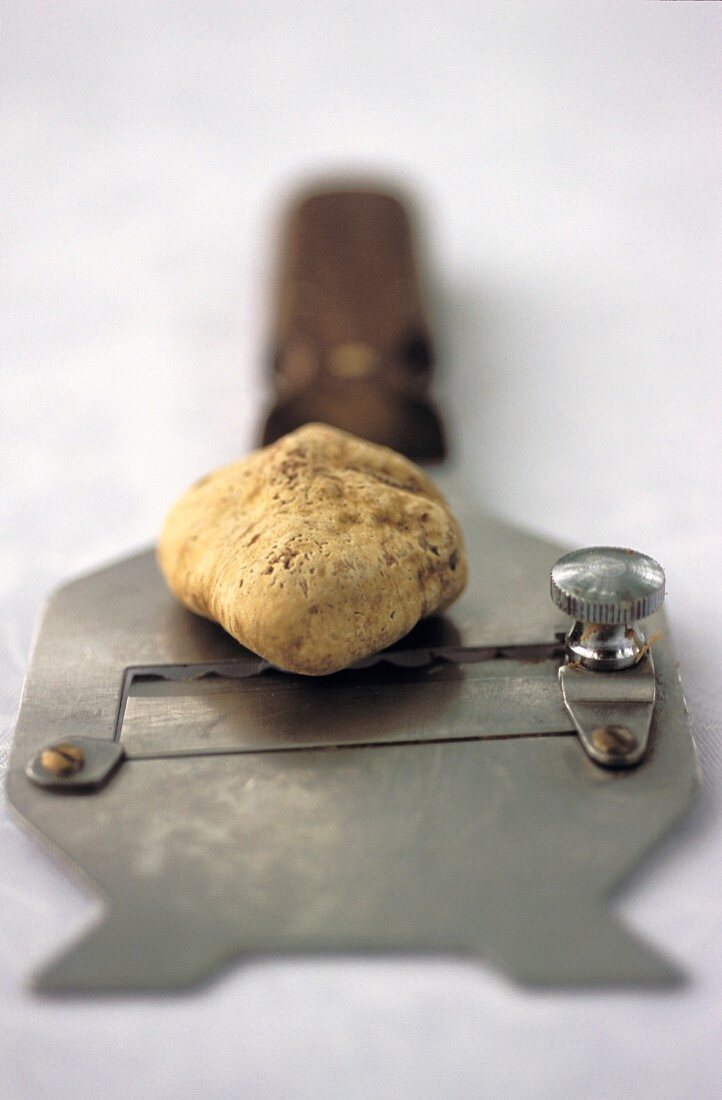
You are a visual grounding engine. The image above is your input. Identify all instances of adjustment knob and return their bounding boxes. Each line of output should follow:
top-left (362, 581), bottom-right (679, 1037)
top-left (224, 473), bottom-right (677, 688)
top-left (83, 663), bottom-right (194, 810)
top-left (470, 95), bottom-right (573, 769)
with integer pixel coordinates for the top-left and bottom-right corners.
top-left (550, 547), bottom-right (665, 670)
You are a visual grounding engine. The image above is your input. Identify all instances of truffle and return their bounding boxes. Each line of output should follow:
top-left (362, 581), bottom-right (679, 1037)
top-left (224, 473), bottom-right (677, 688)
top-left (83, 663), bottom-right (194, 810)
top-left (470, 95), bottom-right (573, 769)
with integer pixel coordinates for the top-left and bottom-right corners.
top-left (158, 424), bottom-right (467, 675)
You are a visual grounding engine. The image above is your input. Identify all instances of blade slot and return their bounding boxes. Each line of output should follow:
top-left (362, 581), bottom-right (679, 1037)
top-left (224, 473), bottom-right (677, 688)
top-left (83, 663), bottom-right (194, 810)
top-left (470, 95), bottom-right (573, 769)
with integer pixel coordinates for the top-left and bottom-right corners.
top-left (119, 656), bottom-right (573, 759)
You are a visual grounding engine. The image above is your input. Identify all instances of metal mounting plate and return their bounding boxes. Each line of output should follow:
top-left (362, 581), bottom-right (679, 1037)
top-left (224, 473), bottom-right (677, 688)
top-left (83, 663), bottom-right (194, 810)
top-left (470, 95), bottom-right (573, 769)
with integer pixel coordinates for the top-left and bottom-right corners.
top-left (6, 512), bottom-right (699, 991)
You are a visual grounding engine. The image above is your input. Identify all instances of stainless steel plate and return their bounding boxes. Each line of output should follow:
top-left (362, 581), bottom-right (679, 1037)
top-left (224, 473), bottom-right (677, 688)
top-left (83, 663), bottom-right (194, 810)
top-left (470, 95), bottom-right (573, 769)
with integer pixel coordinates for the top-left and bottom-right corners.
top-left (6, 512), bottom-right (699, 991)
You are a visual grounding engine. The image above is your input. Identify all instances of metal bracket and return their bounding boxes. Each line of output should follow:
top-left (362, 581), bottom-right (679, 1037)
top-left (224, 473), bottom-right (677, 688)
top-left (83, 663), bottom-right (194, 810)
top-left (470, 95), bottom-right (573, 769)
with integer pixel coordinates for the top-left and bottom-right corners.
top-left (559, 654), bottom-right (656, 768)
top-left (26, 737), bottom-right (124, 792)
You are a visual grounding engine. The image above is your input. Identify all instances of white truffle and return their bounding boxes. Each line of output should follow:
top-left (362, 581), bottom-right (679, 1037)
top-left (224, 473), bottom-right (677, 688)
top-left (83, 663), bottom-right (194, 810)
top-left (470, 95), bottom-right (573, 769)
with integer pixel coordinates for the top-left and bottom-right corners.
top-left (158, 424), bottom-right (467, 675)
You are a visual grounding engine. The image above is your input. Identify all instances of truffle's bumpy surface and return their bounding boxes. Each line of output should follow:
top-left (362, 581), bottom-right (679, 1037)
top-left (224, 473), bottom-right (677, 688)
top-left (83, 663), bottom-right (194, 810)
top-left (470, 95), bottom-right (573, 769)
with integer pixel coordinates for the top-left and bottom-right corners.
top-left (158, 424), bottom-right (468, 675)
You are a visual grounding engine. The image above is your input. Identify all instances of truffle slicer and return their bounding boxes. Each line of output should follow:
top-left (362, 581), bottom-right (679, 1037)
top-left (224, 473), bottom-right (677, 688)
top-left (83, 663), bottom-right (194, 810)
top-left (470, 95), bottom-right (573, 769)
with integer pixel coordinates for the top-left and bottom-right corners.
top-left (6, 190), bottom-right (699, 992)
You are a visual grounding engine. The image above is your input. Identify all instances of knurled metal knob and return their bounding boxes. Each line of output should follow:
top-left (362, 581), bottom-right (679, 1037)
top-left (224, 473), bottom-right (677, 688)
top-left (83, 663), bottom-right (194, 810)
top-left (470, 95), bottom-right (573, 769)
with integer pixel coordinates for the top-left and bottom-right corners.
top-left (550, 547), bottom-right (665, 670)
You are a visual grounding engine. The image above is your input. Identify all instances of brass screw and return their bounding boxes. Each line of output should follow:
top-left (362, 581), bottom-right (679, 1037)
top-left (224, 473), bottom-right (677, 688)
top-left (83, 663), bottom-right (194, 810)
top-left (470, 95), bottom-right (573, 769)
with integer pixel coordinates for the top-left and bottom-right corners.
top-left (38, 742), bottom-right (85, 777)
top-left (589, 725), bottom-right (637, 758)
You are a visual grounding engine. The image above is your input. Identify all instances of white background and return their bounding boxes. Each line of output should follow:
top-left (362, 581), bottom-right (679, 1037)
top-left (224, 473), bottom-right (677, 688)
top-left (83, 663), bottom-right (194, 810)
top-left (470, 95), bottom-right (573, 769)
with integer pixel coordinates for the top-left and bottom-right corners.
top-left (2, 2), bottom-right (721, 1097)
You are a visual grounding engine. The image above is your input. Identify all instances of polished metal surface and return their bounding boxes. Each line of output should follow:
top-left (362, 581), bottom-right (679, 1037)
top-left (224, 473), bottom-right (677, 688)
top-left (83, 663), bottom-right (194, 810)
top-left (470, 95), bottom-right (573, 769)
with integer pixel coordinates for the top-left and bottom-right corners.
top-left (5, 511), bottom-right (699, 991)
top-left (550, 547), bottom-right (666, 624)
top-left (559, 654), bottom-right (656, 768)
top-left (551, 546), bottom-right (666, 670)
top-left (564, 620), bottom-right (647, 671)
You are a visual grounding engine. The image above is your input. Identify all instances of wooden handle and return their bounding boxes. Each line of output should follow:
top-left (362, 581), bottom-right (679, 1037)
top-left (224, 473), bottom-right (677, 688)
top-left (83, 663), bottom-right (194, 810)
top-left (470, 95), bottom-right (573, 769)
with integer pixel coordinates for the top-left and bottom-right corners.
top-left (261, 188), bottom-right (446, 462)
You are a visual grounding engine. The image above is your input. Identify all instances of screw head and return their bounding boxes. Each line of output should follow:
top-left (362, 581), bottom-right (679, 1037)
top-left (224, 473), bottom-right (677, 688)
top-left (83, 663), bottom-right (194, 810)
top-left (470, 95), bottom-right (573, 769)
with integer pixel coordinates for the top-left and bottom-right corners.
top-left (551, 547), bottom-right (665, 625)
top-left (38, 742), bottom-right (85, 777)
top-left (589, 725), bottom-right (638, 758)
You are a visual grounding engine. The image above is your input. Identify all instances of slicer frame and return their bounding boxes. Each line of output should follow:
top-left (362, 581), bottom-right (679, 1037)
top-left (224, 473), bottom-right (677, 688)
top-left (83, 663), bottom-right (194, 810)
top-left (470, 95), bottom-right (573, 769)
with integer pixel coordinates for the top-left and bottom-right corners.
top-left (7, 512), bottom-right (699, 992)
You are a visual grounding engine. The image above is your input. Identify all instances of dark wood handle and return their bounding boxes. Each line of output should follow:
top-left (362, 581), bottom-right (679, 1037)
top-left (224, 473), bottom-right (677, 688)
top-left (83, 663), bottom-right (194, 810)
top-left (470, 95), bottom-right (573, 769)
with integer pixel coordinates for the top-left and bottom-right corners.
top-left (261, 188), bottom-right (446, 462)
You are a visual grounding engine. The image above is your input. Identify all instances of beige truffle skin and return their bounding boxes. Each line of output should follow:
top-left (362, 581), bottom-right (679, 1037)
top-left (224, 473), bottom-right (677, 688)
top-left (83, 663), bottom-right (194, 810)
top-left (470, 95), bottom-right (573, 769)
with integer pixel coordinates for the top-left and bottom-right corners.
top-left (158, 424), bottom-right (467, 675)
